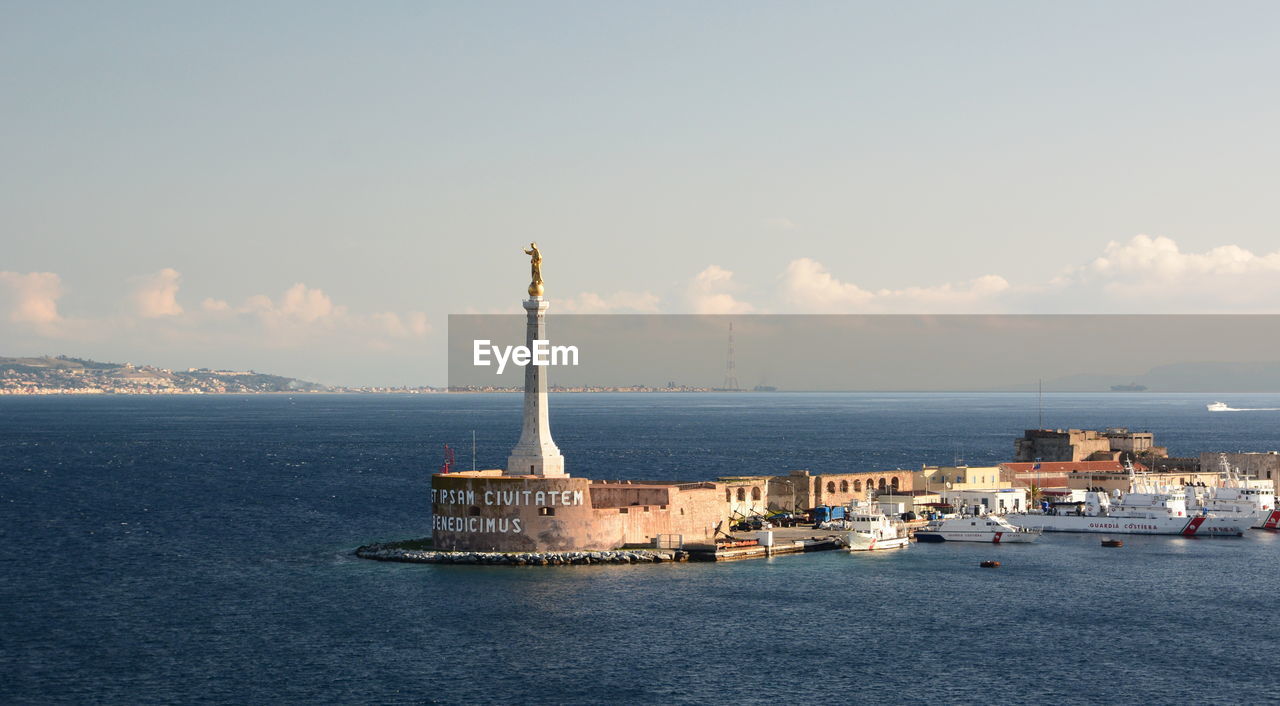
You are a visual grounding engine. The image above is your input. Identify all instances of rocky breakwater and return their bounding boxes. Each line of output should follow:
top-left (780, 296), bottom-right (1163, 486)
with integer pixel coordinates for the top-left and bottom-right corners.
top-left (356, 542), bottom-right (689, 566)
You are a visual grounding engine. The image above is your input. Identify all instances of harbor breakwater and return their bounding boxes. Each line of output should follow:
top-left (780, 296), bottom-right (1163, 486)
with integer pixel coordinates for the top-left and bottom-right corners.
top-left (355, 541), bottom-right (690, 566)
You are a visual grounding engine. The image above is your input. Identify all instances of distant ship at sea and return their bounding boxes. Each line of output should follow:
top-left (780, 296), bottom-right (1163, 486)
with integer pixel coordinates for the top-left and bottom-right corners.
top-left (1110, 383), bottom-right (1148, 392)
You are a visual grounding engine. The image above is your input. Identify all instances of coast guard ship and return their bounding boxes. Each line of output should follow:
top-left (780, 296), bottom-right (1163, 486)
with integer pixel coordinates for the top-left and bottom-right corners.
top-left (1008, 463), bottom-right (1246, 536)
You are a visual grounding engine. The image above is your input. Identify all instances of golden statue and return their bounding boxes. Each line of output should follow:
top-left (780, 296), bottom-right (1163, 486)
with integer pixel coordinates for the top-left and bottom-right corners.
top-left (523, 242), bottom-right (544, 297)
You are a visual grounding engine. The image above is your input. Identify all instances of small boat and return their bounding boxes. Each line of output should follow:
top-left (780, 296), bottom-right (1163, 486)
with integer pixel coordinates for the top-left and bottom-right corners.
top-left (915, 514), bottom-right (1041, 543)
top-left (842, 508), bottom-right (910, 552)
top-left (1101, 539), bottom-right (1124, 547)
top-left (1207, 401), bottom-right (1230, 412)
top-left (980, 560), bottom-right (1000, 568)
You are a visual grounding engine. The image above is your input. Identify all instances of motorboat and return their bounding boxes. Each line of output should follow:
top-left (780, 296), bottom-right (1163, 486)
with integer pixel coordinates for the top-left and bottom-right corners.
top-left (1207, 401), bottom-right (1231, 412)
top-left (915, 514), bottom-right (1041, 543)
top-left (841, 508), bottom-right (910, 551)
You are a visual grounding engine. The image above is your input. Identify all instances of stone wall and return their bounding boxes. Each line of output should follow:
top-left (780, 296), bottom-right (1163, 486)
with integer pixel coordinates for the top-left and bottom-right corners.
top-left (432, 472), bottom-right (726, 552)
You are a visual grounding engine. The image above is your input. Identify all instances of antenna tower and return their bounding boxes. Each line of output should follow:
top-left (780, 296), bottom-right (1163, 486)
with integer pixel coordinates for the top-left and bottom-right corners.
top-left (723, 322), bottom-right (740, 391)
top-left (440, 444), bottom-right (455, 474)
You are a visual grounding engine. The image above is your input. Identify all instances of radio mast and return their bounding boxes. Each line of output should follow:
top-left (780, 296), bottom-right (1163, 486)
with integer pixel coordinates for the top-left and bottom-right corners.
top-left (723, 322), bottom-right (740, 391)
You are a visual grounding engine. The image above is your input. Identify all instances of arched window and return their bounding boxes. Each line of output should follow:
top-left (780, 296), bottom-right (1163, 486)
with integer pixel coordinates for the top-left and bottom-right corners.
top-left (891, 476), bottom-right (900, 490)
top-left (878, 478), bottom-right (886, 492)
top-left (725, 489), bottom-right (731, 502)
top-left (840, 480), bottom-right (849, 493)
top-left (827, 481), bottom-right (836, 494)
top-left (854, 480), bottom-right (862, 492)
top-left (751, 487), bottom-right (761, 501)
top-left (736, 487), bottom-right (746, 502)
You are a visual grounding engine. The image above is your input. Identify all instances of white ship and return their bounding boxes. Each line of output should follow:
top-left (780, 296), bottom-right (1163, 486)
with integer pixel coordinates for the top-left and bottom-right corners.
top-left (1008, 465), bottom-right (1246, 537)
top-left (1207, 401), bottom-right (1231, 412)
top-left (915, 514), bottom-right (1041, 543)
top-left (841, 508), bottom-right (910, 551)
top-left (1184, 454), bottom-right (1280, 530)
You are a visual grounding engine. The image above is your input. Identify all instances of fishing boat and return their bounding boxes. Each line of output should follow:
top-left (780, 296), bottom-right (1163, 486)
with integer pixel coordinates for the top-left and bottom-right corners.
top-left (841, 508), bottom-right (910, 551)
top-left (915, 514), bottom-right (1041, 543)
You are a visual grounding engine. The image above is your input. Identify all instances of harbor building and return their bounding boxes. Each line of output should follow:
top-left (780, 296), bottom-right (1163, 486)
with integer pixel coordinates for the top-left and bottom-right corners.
top-left (911, 465), bottom-right (1008, 492)
top-left (720, 476), bottom-right (771, 517)
top-left (763, 469), bottom-right (913, 512)
top-left (999, 460), bottom-right (1147, 489)
top-left (1199, 451), bottom-right (1280, 494)
top-left (1061, 467), bottom-right (1224, 493)
top-left (1013, 427), bottom-right (1168, 463)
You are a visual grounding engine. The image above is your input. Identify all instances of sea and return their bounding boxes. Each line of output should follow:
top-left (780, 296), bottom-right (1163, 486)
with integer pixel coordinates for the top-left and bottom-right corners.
top-left (3, 392), bottom-right (1280, 704)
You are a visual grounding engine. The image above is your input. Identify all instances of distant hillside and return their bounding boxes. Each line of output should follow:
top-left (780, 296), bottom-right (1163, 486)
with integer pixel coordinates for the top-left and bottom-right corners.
top-left (0, 355), bottom-right (331, 394)
top-left (1008, 360), bottom-right (1280, 392)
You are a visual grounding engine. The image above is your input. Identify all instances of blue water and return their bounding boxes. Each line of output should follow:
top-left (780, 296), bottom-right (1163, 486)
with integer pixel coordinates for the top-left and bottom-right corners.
top-left (3, 393), bottom-right (1280, 704)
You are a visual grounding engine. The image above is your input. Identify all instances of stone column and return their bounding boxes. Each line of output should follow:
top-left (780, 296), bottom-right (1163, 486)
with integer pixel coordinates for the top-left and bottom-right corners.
top-left (506, 296), bottom-right (566, 477)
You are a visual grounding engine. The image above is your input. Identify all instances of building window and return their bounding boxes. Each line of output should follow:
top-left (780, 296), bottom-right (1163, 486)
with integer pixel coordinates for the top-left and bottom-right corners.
top-left (725, 489), bottom-right (731, 502)
top-left (751, 487), bottom-right (762, 501)
top-left (620, 507), bottom-right (629, 514)
top-left (644, 506), bottom-right (651, 512)
top-left (840, 480), bottom-right (849, 493)
top-left (878, 478), bottom-right (887, 492)
top-left (827, 481), bottom-right (836, 494)
top-left (468, 506), bottom-right (481, 516)
top-left (736, 487), bottom-right (746, 501)
top-left (539, 507), bottom-right (554, 516)
top-left (891, 476), bottom-right (899, 490)
top-left (854, 480), bottom-right (862, 492)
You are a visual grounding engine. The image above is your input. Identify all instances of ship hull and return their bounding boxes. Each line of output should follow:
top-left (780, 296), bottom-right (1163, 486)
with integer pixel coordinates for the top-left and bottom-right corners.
top-left (915, 529), bottom-right (1039, 543)
top-left (1259, 510), bottom-right (1280, 530)
top-left (1007, 514), bottom-right (1245, 536)
top-left (844, 533), bottom-right (910, 551)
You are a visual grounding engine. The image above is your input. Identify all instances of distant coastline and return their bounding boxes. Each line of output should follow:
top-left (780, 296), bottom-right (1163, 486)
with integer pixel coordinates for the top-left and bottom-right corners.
top-left (0, 355), bottom-right (439, 396)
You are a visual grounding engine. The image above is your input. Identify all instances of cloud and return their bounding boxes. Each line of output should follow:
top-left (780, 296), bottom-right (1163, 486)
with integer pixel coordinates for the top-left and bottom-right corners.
top-left (256, 283), bottom-right (337, 323)
top-left (231, 283), bottom-right (430, 346)
top-left (558, 290), bottom-right (661, 314)
top-left (132, 268), bottom-right (184, 317)
top-left (778, 258), bottom-right (1009, 313)
top-left (688, 265), bottom-right (755, 314)
top-left (1048, 234), bottom-right (1280, 312)
top-left (371, 311), bottom-right (431, 338)
top-left (0, 271), bottom-right (63, 324)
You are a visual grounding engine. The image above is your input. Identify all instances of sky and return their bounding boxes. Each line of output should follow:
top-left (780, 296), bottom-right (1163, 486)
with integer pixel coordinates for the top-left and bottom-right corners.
top-left (3, 2), bottom-right (1280, 386)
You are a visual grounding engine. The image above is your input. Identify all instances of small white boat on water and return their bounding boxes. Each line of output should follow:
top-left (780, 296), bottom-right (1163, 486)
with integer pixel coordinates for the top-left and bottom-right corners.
top-left (841, 508), bottom-right (910, 551)
top-left (1207, 401), bottom-right (1230, 412)
top-left (915, 514), bottom-right (1041, 543)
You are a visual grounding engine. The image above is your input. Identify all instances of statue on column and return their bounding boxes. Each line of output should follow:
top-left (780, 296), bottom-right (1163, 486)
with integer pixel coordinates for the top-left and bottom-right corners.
top-left (523, 242), bottom-right (544, 297)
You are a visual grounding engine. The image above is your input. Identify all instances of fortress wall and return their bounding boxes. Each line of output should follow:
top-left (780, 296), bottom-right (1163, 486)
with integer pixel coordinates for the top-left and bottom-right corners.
top-left (432, 473), bottom-right (728, 552)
